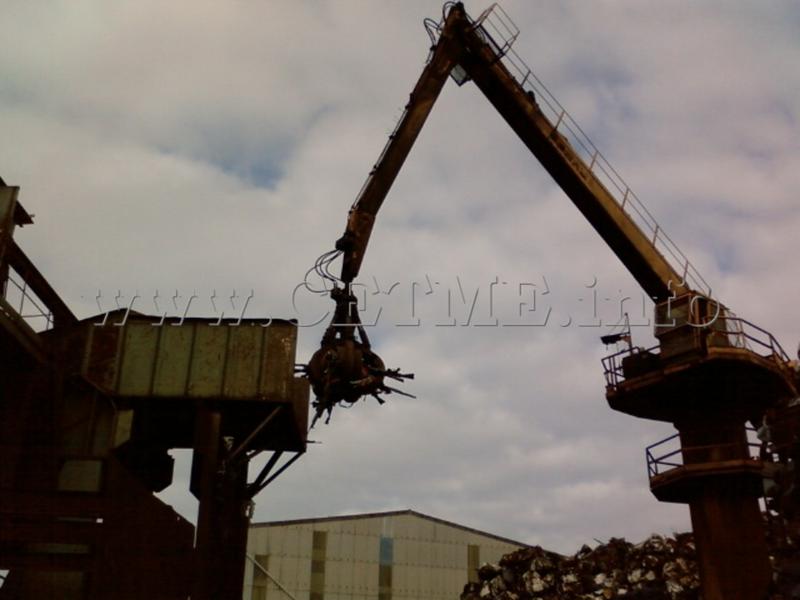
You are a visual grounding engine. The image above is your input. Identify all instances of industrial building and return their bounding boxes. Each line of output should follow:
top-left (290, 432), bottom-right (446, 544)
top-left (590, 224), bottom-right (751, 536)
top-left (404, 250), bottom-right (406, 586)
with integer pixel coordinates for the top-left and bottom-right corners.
top-left (242, 510), bottom-right (528, 600)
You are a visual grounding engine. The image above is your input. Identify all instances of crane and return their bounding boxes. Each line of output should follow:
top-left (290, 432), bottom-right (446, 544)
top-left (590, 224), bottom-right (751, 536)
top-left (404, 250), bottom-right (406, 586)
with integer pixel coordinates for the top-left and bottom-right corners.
top-left (306, 1), bottom-right (702, 420)
top-left (305, 4), bottom-right (798, 599)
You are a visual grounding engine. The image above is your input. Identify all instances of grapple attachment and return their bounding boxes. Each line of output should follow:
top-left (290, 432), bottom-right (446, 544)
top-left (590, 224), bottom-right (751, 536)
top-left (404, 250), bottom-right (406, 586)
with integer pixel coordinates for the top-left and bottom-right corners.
top-left (304, 287), bottom-right (413, 427)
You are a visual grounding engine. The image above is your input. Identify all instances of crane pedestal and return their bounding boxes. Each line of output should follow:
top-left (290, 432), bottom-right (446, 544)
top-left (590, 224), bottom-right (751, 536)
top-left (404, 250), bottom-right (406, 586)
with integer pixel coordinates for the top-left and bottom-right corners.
top-left (652, 420), bottom-right (772, 600)
top-left (686, 471), bottom-right (770, 599)
top-left (604, 296), bottom-right (797, 600)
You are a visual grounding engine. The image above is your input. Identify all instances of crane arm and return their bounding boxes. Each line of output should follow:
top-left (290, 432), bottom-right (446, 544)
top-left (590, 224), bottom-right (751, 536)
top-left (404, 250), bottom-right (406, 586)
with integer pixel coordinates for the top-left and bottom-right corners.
top-left (337, 7), bottom-right (465, 284)
top-left (309, 2), bottom-right (695, 422)
top-left (337, 3), bottom-right (689, 300)
top-left (454, 20), bottom-right (688, 301)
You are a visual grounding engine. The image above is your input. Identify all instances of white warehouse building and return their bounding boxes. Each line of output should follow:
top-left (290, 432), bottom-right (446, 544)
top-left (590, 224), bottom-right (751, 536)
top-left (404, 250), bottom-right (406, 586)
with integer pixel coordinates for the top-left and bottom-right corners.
top-left (242, 509), bottom-right (528, 600)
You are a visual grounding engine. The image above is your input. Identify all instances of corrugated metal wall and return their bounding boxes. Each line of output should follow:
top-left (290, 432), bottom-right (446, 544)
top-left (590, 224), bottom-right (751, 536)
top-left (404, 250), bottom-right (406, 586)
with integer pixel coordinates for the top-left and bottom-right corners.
top-left (243, 513), bottom-right (524, 600)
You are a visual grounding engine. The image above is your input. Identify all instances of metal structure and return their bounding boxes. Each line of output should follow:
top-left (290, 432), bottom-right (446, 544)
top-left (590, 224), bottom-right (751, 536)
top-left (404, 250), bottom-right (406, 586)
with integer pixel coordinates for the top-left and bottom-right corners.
top-left (306, 4), bottom-right (799, 599)
top-left (0, 183), bottom-right (310, 598)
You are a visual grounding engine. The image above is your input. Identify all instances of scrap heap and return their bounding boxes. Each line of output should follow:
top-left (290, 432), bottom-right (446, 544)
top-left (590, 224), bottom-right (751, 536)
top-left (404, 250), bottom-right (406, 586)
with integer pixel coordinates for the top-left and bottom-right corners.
top-left (462, 534), bottom-right (700, 600)
top-left (462, 531), bottom-right (800, 600)
top-left (459, 397), bottom-right (800, 600)
top-left (764, 401), bottom-right (800, 595)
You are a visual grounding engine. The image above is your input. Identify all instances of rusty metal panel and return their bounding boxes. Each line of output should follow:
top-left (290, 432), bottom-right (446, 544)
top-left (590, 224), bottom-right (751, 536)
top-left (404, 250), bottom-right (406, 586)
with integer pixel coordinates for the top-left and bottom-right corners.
top-left (152, 323), bottom-right (194, 396)
top-left (118, 322), bottom-right (159, 396)
top-left (224, 325), bottom-right (263, 398)
top-left (111, 409), bottom-right (133, 448)
top-left (0, 186), bottom-right (18, 261)
top-left (88, 317), bottom-right (301, 402)
top-left (186, 324), bottom-right (229, 397)
top-left (57, 458), bottom-right (104, 493)
top-left (76, 315), bottom-right (308, 449)
top-left (260, 321), bottom-right (296, 399)
top-left (83, 324), bottom-right (123, 391)
top-left (291, 379), bottom-right (310, 435)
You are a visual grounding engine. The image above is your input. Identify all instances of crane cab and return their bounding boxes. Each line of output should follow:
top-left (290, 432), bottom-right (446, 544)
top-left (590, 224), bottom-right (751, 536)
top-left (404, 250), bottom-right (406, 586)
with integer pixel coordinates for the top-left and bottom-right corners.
top-left (654, 292), bottom-right (733, 361)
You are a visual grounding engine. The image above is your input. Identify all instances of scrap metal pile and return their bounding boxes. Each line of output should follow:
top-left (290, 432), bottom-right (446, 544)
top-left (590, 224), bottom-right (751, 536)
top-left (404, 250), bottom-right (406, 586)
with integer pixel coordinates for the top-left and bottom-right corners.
top-left (461, 534), bottom-right (700, 600)
top-left (764, 401), bottom-right (800, 599)
top-left (462, 530), bottom-right (800, 600)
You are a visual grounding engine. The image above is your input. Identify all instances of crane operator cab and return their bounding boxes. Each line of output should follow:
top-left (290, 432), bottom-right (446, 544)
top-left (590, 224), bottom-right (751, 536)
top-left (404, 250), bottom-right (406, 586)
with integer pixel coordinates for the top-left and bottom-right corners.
top-left (655, 292), bottom-right (733, 360)
top-left (617, 292), bottom-right (734, 383)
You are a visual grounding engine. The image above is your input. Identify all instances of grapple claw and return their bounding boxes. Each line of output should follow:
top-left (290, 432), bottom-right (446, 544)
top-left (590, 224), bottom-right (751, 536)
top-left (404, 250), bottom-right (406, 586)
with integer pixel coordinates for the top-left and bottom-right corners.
top-left (306, 286), bottom-right (413, 426)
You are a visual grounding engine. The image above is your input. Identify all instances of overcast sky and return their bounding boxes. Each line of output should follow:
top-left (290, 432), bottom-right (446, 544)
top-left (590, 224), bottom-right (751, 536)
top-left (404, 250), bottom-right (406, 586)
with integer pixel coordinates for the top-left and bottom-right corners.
top-left (2, 1), bottom-right (799, 554)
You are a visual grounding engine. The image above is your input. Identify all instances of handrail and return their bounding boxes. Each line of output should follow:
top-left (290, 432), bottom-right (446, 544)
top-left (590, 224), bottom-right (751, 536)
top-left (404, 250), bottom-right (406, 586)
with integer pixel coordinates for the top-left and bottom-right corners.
top-left (602, 316), bottom-right (791, 391)
top-left (601, 344), bottom-right (658, 389)
top-left (645, 430), bottom-right (762, 479)
top-left (469, 3), bottom-right (519, 58)
top-left (717, 315), bottom-right (791, 363)
top-left (4, 269), bottom-right (54, 331)
top-left (463, 4), bottom-right (712, 298)
top-left (1, 239), bottom-right (75, 330)
top-left (423, 2), bottom-right (712, 296)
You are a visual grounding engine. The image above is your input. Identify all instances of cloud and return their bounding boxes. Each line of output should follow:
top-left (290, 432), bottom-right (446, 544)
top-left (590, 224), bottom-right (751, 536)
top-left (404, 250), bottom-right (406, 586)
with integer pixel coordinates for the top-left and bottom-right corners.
top-left (2, 0), bottom-right (797, 555)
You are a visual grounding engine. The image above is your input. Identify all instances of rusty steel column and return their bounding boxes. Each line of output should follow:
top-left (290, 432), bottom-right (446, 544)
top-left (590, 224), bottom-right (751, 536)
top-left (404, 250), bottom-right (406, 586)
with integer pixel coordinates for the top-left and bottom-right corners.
top-left (605, 291), bottom-right (797, 600)
top-left (210, 458), bottom-right (250, 599)
top-left (191, 405), bottom-right (222, 600)
top-left (191, 405), bottom-right (252, 600)
top-left (678, 420), bottom-right (771, 600)
top-left (688, 488), bottom-right (771, 600)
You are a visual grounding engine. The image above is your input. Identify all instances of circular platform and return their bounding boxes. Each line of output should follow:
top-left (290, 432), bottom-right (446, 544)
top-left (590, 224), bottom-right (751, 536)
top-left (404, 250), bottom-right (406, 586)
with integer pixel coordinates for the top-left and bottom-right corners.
top-left (606, 346), bottom-right (797, 423)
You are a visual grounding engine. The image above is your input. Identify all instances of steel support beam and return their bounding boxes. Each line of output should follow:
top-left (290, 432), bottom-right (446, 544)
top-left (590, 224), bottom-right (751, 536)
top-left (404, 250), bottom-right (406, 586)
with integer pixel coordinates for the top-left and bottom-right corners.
top-left (191, 406), bottom-right (252, 600)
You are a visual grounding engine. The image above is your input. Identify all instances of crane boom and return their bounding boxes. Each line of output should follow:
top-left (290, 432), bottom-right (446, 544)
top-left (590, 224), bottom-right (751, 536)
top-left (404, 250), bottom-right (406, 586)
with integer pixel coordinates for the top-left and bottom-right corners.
top-left (337, 9), bottom-right (463, 283)
top-left (338, 2), bottom-right (691, 301)
top-left (457, 25), bottom-right (689, 301)
top-left (309, 2), bottom-right (704, 423)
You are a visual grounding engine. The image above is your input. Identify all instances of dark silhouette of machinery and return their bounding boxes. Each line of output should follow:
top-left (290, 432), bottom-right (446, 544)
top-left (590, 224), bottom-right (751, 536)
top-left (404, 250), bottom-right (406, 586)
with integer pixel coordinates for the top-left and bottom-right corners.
top-left (306, 4), bottom-right (799, 599)
top-left (1, 4), bottom-right (797, 598)
top-left (0, 188), bottom-right (309, 596)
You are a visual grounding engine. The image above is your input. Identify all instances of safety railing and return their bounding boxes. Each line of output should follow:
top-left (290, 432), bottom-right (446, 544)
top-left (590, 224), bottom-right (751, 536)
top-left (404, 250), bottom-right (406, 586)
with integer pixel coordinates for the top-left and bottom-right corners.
top-left (0, 233), bottom-right (75, 339)
top-left (645, 430), bottom-right (761, 479)
top-left (602, 315), bottom-right (791, 390)
top-left (715, 315), bottom-right (791, 364)
top-left (601, 344), bottom-right (658, 389)
top-left (424, 3), bottom-right (714, 297)
top-left (2, 267), bottom-right (54, 332)
top-left (472, 5), bottom-right (713, 297)
top-left (470, 3), bottom-right (519, 58)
